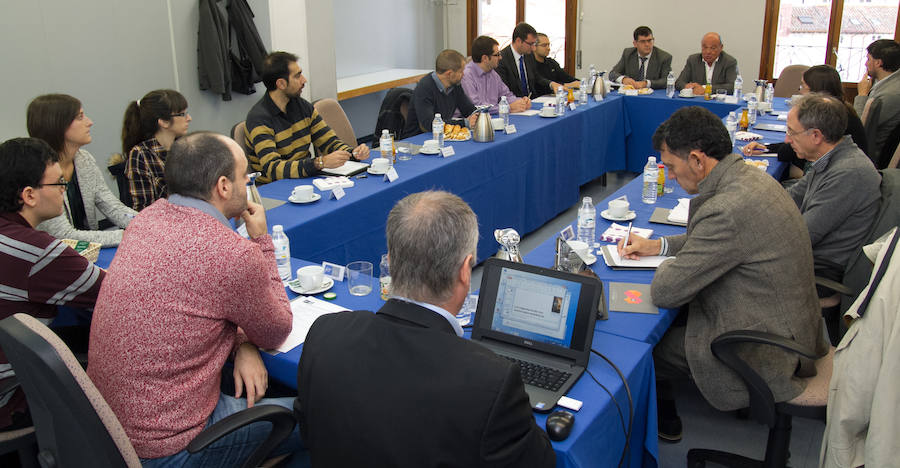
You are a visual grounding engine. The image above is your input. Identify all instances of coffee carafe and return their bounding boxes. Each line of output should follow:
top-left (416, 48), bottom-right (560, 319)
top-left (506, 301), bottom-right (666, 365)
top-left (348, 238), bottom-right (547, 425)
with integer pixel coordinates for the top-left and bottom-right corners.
top-left (494, 228), bottom-right (522, 263)
top-left (754, 79), bottom-right (767, 103)
top-left (472, 106), bottom-right (494, 143)
top-left (592, 71), bottom-right (608, 100)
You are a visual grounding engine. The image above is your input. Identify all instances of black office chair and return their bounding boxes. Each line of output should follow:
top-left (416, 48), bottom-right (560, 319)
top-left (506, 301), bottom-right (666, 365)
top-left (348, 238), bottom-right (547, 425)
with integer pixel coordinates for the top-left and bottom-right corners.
top-left (0, 314), bottom-right (296, 468)
top-left (686, 331), bottom-right (832, 468)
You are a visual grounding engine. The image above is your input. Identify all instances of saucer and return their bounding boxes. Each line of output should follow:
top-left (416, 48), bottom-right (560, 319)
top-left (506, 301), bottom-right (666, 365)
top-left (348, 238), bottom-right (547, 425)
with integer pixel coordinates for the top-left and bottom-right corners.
top-left (679, 93), bottom-right (700, 98)
top-left (539, 113), bottom-right (559, 118)
top-left (367, 167), bottom-right (389, 175)
top-left (287, 277), bottom-right (334, 295)
top-left (600, 209), bottom-right (636, 221)
top-left (419, 147), bottom-right (440, 155)
top-left (288, 193), bottom-right (321, 204)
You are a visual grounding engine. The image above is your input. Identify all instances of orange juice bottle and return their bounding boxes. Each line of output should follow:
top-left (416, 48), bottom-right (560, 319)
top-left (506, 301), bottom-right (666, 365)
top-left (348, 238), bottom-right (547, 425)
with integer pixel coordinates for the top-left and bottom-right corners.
top-left (567, 88), bottom-right (575, 104)
top-left (704, 83), bottom-right (712, 100)
top-left (739, 109), bottom-right (750, 131)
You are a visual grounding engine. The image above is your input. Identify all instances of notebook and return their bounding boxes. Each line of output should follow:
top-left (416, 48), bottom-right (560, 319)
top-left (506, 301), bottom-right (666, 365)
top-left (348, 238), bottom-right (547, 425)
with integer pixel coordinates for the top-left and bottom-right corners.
top-left (472, 258), bottom-right (601, 412)
top-left (754, 123), bottom-right (787, 132)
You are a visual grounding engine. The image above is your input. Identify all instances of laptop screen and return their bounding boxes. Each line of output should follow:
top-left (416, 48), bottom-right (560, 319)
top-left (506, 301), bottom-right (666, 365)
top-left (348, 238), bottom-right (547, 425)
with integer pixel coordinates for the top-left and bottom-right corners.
top-left (490, 267), bottom-right (581, 348)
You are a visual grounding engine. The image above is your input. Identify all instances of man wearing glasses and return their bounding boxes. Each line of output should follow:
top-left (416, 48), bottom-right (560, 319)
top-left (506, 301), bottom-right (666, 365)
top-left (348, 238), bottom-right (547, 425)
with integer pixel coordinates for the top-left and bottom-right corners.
top-left (0, 137), bottom-right (105, 430)
top-left (609, 26), bottom-right (673, 90)
top-left (461, 35), bottom-right (531, 114)
top-left (533, 33), bottom-right (580, 95)
top-left (497, 22), bottom-right (552, 98)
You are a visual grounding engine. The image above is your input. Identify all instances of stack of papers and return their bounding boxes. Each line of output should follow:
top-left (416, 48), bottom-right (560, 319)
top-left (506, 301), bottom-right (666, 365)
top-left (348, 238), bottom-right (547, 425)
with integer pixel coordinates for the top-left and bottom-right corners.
top-left (600, 223), bottom-right (653, 243)
top-left (600, 245), bottom-right (670, 270)
top-left (668, 198), bottom-right (690, 224)
top-left (265, 296), bottom-right (349, 354)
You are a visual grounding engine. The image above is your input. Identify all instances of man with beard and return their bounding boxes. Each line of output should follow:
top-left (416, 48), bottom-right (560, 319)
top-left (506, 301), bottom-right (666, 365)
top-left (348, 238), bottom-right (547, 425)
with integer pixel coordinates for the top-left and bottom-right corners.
top-left (853, 39), bottom-right (900, 161)
top-left (245, 51), bottom-right (370, 183)
top-left (404, 49), bottom-right (478, 137)
top-left (87, 132), bottom-right (308, 466)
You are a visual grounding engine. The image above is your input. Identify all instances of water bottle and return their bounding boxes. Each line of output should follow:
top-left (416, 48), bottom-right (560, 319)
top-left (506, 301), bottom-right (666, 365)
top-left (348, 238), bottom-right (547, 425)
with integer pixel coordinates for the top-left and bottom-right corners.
top-left (748, 97), bottom-right (758, 126)
top-left (379, 129), bottom-right (393, 165)
top-left (725, 111), bottom-right (738, 146)
top-left (642, 157), bottom-right (659, 204)
top-left (379, 254), bottom-right (391, 301)
top-left (589, 64), bottom-right (597, 89)
top-left (432, 113), bottom-right (444, 148)
top-left (734, 74), bottom-right (743, 102)
top-left (577, 197), bottom-right (596, 245)
top-left (556, 87), bottom-right (566, 116)
top-left (765, 82), bottom-right (775, 110)
top-left (272, 225), bottom-right (291, 280)
top-left (666, 71), bottom-right (675, 98)
top-left (579, 79), bottom-right (588, 104)
top-left (498, 96), bottom-right (510, 127)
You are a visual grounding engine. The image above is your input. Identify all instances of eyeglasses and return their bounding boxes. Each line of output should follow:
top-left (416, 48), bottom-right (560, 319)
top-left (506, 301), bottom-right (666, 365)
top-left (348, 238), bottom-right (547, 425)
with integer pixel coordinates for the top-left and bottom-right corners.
top-left (171, 111), bottom-right (188, 118)
top-left (636, 38), bottom-right (655, 44)
top-left (786, 127), bottom-right (815, 138)
top-left (36, 177), bottom-right (68, 190)
top-left (492, 52), bottom-right (502, 57)
top-left (523, 40), bottom-right (536, 47)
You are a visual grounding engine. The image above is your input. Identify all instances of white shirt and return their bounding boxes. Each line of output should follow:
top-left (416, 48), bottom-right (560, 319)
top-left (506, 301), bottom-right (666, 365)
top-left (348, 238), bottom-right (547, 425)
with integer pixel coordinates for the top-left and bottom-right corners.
top-left (511, 47), bottom-right (526, 82)
top-left (704, 56), bottom-right (720, 84)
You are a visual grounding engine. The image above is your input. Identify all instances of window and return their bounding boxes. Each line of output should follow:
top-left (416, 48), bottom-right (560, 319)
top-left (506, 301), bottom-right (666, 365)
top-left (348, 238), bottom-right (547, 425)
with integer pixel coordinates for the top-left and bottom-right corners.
top-left (761, 0), bottom-right (899, 82)
top-left (467, 0), bottom-right (578, 75)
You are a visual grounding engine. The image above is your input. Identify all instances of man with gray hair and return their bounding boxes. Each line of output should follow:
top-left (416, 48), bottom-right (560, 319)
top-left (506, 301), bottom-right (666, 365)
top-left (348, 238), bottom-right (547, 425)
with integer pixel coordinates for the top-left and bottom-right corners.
top-left (785, 94), bottom-right (881, 342)
top-left (297, 190), bottom-right (555, 467)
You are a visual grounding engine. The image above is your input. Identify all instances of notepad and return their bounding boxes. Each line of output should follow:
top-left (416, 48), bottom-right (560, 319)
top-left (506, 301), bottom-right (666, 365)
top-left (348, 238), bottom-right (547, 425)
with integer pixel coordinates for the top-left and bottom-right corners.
top-left (600, 245), bottom-right (670, 270)
top-left (265, 296), bottom-right (349, 354)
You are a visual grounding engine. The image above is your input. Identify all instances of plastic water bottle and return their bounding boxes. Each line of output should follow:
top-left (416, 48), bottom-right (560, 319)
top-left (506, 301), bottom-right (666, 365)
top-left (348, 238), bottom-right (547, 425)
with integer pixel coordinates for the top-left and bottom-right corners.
top-left (765, 82), bottom-right (775, 108)
top-left (379, 254), bottom-right (391, 301)
top-left (272, 225), bottom-right (291, 280)
top-left (748, 97), bottom-right (758, 126)
top-left (432, 113), bottom-right (444, 148)
top-left (498, 96), bottom-right (510, 128)
top-left (579, 79), bottom-right (588, 104)
top-left (556, 87), bottom-right (566, 116)
top-left (379, 129), bottom-right (393, 165)
top-left (734, 75), bottom-right (743, 102)
top-left (725, 111), bottom-right (738, 146)
top-left (642, 157), bottom-right (659, 204)
top-left (577, 197), bottom-right (596, 245)
top-left (666, 71), bottom-right (675, 98)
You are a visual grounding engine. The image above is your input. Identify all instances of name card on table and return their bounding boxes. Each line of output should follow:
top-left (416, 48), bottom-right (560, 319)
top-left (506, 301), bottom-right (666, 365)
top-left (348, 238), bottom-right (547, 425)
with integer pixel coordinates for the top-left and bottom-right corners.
top-left (504, 124), bottom-right (517, 134)
top-left (441, 146), bottom-right (455, 158)
top-left (321, 262), bottom-right (345, 281)
top-left (384, 167), bottom-right (399, 182)
top-left (559, 225), bottom-right (575, 241)
top-left (569, 103), bottom-right (577, 111)
top-left (330, 186), bottom-right (346, 200)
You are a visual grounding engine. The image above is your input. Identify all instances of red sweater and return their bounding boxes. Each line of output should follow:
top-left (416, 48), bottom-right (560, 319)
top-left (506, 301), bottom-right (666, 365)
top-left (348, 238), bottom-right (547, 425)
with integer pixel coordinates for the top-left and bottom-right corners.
top-left (87, 199), bottom-right (292, 458)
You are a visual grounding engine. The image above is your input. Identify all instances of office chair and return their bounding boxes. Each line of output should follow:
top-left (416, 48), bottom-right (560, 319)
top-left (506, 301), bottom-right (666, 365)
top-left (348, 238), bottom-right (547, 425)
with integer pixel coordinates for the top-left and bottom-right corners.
top-left (106, 153), bottom-right (133, 209)
top-left (313, 98), bottom-right (358, 147)
top-left (0, 314), bottom-right (296, 468)
top-left (687, 331), bottom-right (833, 468)
top-left (231, 120), bottom-right (252, 157)
top-left (773, 65), bottom-right (809, 98)
top-left (0, 420), bottom-right (37, 468)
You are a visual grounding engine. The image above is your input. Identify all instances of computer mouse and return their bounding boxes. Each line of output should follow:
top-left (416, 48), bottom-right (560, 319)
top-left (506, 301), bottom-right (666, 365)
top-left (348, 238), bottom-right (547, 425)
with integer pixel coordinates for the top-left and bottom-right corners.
top-left (545, 410), bottom-right (575, 441)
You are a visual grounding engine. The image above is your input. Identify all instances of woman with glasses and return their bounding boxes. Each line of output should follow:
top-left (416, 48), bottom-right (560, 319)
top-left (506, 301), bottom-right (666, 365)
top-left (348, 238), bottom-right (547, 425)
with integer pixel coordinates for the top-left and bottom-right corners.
top-left (121, 89), bottom-right (191, 210)
top-left (27, 94), bottom-right (137, 247)
top-left (743, 65), bottom-right (868, 180)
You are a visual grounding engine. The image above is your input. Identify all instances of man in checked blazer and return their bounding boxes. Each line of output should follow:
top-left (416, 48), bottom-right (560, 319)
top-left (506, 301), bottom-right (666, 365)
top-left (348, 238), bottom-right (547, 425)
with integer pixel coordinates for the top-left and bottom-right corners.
top-left (609, 26), bottom-right (673, 90)
top-left (676, 32), bottom-right (739, 95)
top-left (496, 22), bottom-right (554, 98)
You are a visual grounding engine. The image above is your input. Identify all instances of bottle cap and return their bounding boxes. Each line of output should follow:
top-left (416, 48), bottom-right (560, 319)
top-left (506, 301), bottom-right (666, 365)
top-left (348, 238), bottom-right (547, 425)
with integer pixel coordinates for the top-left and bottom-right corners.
top-left (323, 292), bottom-right (337, 300)
top-left (273, 225), bottom-right (284, 232)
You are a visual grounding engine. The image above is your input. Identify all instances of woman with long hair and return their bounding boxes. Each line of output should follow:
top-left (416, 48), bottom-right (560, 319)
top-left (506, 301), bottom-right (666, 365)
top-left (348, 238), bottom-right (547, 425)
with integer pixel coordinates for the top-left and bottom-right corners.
top-left (743, 65), bottom-right (868, 179)
top-left (121, 89), bottom-right (191, 210)
top-left (27, 94), bottom-right (137, 246)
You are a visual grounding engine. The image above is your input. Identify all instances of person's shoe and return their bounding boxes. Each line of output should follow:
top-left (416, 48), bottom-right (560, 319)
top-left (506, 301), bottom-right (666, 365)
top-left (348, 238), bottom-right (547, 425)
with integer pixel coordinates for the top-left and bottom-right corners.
top-left (658, 414), bottom-right (683, 442)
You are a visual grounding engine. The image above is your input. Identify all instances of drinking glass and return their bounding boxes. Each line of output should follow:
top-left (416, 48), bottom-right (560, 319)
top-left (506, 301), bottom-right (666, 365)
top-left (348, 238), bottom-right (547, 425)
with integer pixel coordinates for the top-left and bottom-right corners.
top-left (397, 146), bottom-right (411, 161)
top-left (716, 89), bottom-right (727, 102)
top-left (456, 294), bottom-right (478, 326)
top-left (347, 261), bottom-right (373, 296)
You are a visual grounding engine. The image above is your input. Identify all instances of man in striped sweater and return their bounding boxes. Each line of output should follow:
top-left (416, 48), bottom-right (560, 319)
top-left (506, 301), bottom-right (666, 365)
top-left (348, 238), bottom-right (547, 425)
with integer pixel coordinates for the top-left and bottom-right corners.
top-left (0, 137), bottom-right (105, 430)
top-left (245, 51), bottom-right (370, 183)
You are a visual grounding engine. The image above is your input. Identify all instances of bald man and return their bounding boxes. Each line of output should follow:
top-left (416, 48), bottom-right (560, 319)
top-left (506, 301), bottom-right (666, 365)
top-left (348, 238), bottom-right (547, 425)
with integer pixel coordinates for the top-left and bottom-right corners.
top-left (675, 32), bottom-right (739, 95)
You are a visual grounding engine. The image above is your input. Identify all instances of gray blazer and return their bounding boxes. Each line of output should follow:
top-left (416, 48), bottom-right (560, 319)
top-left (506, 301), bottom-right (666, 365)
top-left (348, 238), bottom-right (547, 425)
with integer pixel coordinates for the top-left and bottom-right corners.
top-left (652, 154), bottom-right (829, 411)
top-left (855, 72), bottom-right (900, 163)
top-left (675, 51), bottom-right (738, 93)
top-left (608, 46), bottom-right (673, 89)
top-left (853, 69), bottom-right (900, 117)
top-left (37, 149), bottom-right (137, 247)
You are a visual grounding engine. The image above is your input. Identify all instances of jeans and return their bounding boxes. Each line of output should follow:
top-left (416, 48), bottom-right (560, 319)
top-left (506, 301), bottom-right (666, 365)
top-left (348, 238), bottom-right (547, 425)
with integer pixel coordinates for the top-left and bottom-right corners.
top-left (141, 393), bottom-right (309, 468)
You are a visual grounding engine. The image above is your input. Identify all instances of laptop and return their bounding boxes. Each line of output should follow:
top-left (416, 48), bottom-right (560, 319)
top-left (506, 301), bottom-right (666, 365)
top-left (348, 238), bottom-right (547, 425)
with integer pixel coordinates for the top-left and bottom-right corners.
top-left (471, 258), bottom-right (601, 412)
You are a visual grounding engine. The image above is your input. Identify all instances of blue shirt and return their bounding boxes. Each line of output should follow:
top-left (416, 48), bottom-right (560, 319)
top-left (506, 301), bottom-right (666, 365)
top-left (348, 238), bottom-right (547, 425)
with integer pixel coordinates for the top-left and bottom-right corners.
top-left (392, 296), bottom-right (464, 337)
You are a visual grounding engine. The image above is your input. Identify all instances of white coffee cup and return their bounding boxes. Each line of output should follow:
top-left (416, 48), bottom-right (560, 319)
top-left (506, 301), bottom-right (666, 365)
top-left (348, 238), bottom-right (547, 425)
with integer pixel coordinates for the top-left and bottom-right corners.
top-left (422, 139), bottom-right (439, 152)
top-left (567, 240), bottom-right (591, 259)
top-left (608, 199), bottom-right (630, 218)
top-left (541, 104), bottom-right (555, 117)
top-left (370, 158), bottom-right (390, 173)
top-left (492, 117), bottom-right (504, 130)
top-left (292, 185), bottom-right (314, 201)
top-left (297, 265), bottom-right (325, 291)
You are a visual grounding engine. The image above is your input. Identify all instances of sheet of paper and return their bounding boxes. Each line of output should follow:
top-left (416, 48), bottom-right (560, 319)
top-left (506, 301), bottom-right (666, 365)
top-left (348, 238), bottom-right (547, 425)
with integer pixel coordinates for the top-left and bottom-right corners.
top-left (511, 109), bottom-right (540, 116)
top-left (322, 160), bottom-right (369, 177)
top-left (601, 245), bottom-right (669, 268)
top-left (532, 96), bottom-right (557, 105)
top-left (266, 296), bottom-right (349, 354)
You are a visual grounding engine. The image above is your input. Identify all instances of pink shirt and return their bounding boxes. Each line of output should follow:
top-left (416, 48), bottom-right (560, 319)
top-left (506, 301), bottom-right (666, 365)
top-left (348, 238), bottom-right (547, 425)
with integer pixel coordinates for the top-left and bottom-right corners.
top-left (87, 199), bottom-right (292, 458)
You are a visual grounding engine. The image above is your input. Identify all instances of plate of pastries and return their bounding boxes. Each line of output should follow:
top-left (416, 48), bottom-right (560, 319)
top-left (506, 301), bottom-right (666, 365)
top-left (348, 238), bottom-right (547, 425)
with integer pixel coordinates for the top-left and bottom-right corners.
top-left (444, 124), bottom-right (471, 141)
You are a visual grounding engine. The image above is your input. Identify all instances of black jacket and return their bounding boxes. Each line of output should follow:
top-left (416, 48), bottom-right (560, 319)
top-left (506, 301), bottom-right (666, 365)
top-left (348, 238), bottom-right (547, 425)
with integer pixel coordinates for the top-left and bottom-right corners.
top-left (496, 46), bottom-right (550, 98)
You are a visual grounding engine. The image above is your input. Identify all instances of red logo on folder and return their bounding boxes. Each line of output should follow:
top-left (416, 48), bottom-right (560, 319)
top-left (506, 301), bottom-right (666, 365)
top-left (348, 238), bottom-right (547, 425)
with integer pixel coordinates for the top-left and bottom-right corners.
top-left (624, 290), bottom-right (643, 304)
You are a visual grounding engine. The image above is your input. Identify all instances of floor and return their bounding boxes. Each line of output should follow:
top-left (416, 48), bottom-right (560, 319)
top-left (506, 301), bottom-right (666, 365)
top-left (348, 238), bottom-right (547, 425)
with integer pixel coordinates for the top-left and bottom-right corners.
top-left (474, 171), bottom-right (826, 468)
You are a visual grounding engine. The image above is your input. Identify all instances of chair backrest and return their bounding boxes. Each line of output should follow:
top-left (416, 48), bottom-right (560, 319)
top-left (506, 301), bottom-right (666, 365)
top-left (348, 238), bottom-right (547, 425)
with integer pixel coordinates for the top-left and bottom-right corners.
top-left (231, 120), bottom-right (252, 156)
top-left (374, 87), bottom-right (414, 142)
top-left (773, 65), bottom-right (809, 98)
top-left (313, 98), bottom-right (357, 148)
top-left (0, 314), bottom-right (140, 467)
top-left (107, 154), bottom-right (133, 209)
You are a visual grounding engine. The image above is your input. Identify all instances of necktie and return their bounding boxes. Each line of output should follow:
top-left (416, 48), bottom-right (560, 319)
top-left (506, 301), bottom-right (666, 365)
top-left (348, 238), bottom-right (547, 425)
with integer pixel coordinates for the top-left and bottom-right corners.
top-left (638, 57), bottom-right (647, 82)
top-left (518, 55), bottom-right (529, 96)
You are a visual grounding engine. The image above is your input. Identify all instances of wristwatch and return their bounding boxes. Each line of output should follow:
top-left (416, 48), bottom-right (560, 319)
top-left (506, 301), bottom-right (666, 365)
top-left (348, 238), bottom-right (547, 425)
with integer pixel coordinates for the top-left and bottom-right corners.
top-left (315, 156), bottom-right (324, 169)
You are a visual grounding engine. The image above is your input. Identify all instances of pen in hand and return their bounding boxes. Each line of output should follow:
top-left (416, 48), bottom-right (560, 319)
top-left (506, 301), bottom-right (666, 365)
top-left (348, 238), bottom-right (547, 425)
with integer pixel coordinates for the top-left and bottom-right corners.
top-left (619, 222), bottom-right (633, 256)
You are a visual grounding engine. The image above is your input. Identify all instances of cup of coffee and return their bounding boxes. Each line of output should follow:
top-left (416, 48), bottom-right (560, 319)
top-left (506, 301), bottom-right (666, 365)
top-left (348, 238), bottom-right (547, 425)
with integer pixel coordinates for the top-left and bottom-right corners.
top-left (292, 185), bottom-right (314, 201)
top-left (541, 104), bottom-right (555, 117)
top-left (297, 265), bottom-right (325, 291)
top-left (566, 240), bottom-right (591, 259)
top-left (370, 158), bottom-right (390, 173)
top-left (608, 198), bottom-right (630, 218)
top-left (422, 140), bottom-right (439, 153)
top-left (491, 117), bottom-right (504, 130)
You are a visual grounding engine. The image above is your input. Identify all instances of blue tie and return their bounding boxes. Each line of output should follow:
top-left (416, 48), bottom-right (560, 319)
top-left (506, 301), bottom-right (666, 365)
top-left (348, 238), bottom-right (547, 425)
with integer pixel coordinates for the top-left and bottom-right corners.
top-left (518, 55), bottom-right (529, 96)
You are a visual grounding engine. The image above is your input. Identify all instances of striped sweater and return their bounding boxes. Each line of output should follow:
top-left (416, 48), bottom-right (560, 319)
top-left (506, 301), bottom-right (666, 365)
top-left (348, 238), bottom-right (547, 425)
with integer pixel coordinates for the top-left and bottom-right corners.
top-left (245, 93), bottom-right (351, 183)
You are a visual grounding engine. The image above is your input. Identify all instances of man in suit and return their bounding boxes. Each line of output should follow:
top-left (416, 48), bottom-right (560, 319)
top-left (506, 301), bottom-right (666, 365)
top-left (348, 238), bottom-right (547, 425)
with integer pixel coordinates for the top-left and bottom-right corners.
top-left (854, 39), bottom-right (900, 162)
top-left (496, 22), bottom-right (555, 98)
top-left (619, 107), bottom-right (829, 442)
top-left (533, 33), bottom-right (579, 95)
top-left (297, 191), bottom-right (555, 467)
top-left (675, 32), bottom-right (738, 95)
top-left (609, 26), bottom-right (673, 90)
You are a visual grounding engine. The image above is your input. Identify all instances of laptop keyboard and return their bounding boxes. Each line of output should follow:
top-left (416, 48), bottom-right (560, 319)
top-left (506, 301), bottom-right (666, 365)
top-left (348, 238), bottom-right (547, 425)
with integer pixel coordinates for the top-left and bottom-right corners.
top-left (503, 356), bottom-right (572, 391)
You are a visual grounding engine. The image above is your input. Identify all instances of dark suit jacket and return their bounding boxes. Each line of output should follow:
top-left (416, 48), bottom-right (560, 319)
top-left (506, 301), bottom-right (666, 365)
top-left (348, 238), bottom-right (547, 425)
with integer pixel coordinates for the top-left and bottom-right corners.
top-left (608, 46), bottom-right (673, 89)
top-left (496, 45), bottom-right (551, 98)
top-left (675, 51), bottom-right (738, 93)
top-left (296, 299), bottom-right (556, 468)
top-left (533, 56), bottom-right (576, 96)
